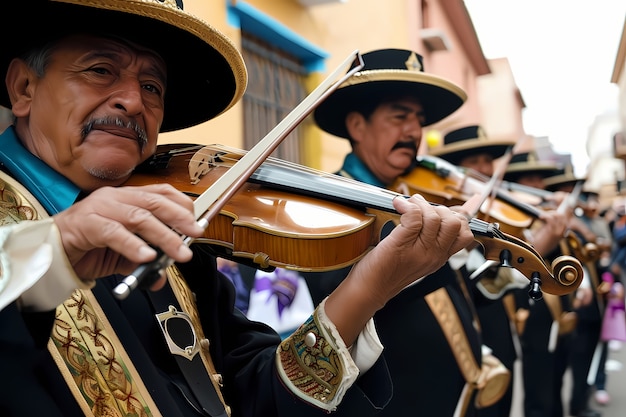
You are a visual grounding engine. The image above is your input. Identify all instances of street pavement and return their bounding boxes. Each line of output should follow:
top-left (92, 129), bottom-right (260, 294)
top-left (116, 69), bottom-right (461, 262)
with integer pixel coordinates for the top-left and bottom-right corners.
top-left (510, 340), bottom-right (626, 417)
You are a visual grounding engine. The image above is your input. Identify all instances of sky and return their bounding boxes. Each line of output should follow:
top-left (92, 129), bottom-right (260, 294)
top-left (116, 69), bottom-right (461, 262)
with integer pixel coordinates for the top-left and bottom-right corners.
top-left (464, 0), bottom-right (626, 176)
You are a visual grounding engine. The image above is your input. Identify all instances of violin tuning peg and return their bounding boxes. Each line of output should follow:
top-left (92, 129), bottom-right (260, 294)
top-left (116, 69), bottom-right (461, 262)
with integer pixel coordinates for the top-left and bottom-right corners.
top-left (528, 273), bottom-right (543, 301)
top-left (499, 248), bottom-right (513, 268)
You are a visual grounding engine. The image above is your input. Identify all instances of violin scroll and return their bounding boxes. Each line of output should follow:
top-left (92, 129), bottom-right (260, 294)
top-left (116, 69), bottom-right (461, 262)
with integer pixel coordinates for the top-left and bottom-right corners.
top-left (551, 255), bottom-right (585, 287)
top-left (471, 218), bottom-right (583, 297)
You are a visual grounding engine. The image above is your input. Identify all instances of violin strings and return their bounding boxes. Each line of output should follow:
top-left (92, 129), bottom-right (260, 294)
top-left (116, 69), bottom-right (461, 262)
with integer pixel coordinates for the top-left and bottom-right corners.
top-left (180, 144), bottom-right (404, 211)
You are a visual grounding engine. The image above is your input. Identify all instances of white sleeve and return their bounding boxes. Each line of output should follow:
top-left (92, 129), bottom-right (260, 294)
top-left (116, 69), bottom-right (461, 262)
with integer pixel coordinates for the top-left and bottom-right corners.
top-left (0, 219), bottom-right (92, 312)
top-left (348, 316), bottom-right (384, 373)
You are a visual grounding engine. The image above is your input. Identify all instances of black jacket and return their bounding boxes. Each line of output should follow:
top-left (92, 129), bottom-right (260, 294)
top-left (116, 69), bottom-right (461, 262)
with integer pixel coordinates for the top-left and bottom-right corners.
top-left (0, 244), bottom-right (392, 417)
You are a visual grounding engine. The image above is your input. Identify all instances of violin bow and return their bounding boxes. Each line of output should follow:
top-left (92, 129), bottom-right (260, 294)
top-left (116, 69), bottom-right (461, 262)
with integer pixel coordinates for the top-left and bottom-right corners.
top-left (466, 136), bottom-right (529, 282)
top-left (468, 135), bottom-right (530, 219)
top-left (114, 51), bottom-right (365, 299)
top-left (557, 179), bottom-right (584, 215)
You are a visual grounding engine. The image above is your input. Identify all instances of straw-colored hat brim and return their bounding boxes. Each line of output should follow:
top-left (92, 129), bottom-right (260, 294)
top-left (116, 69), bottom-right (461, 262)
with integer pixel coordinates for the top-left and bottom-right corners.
top-left (544, 174), bottom-right (585, 191)
top-left (314, 69), bottom-right (466, 139)
top-left (504, 162), bottom-right (559, 181)
top-left (430, 139), bottom-right (515, 165)
top-left (1, 0), bottom-right (247, 132)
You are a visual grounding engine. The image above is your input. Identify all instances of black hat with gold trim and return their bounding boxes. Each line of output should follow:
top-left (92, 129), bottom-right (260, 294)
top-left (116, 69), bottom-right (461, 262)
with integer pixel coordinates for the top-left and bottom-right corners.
top-left (429, 125), bottom-right (515, 165)
top-left (1, 0), bottom-right (247, 132)
top-left (543, 164), bottom-right (585, 192)
top-left (503, 151), bottom-right (559, 182)
top-left (313, 49), bottom-right (467, 139)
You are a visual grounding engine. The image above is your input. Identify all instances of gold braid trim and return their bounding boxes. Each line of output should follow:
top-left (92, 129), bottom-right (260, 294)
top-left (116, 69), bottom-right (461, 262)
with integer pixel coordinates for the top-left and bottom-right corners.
top-left (165, 265), bottom-right (231, 416)
top-left (425, 288), bottom-right (510, 412)
top-left (425, 288), bottom-right (482, 384)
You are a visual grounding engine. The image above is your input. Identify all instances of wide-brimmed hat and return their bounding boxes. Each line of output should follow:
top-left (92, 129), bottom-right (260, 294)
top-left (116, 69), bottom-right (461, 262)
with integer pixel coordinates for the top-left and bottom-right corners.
top-left (579, 189), bottom-right (599, 202)
top-left (313, 49), bottom-right (467, 139)
top-left (429, 125), bottom-right (515, 165)
top-left (503, 151), bottom-right (559, 182)
top-left (543, 164), bottom-right (585, 192)
top-left (1, 0), bottom-right (247, 132)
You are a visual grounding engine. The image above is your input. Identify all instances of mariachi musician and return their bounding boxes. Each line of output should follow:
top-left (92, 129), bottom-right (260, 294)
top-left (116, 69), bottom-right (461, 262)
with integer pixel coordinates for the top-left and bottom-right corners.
top-left (303, 49), bottom-right (510, 417)
top-left (504, 152), bottom-right (581, 417)
top-left (544, 168), bottom-right (604, 417)
top-left (428, 125), bottom-right (522, 417)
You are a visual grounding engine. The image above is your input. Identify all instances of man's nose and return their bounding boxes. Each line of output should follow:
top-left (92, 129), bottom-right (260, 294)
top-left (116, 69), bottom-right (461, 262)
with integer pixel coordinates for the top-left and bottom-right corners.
top-left (109, 79), bottom-right (144, 116)
top-left (404, 114), bottom-right (423, 137)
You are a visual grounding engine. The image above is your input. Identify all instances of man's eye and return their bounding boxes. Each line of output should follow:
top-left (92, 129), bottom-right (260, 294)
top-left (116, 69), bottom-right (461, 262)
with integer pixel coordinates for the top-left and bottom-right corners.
top-left (89, 67), bottom-right (110, 75)
top-left (143, 83), bottom-right (163, 96)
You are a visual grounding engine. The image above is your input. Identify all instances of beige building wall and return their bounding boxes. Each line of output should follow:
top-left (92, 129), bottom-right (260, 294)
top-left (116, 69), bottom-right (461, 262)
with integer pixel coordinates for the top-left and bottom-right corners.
top-left (421, 1), bottom-right (487, 144)
top-left (159, 1), bottom-right (244, 150)
top-left (477, 58), bottom-right (526, 143)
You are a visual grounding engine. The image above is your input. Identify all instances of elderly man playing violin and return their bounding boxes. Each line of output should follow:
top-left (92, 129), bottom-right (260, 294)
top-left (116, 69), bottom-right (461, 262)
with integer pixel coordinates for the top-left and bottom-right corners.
top-left (0, 2), bottom-right (477, 417)
top-left (302, 49), bottom-right (511, 417)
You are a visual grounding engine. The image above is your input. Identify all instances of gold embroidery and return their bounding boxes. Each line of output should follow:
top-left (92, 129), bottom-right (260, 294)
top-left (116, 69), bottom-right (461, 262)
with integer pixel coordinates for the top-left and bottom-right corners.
top-left (50, 290), bottom-right (155, 417)
top-left (277, 310), bottom-right (341, 406)
top-left (0, 174), bottom-right (40, 224)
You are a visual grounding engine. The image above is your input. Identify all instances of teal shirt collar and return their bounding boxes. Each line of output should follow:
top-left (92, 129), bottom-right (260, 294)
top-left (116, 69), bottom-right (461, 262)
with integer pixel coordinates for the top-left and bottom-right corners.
top-left (339, 152), bottom-right (386, 188)
top-left (0, 126), bottom-right (80, 214)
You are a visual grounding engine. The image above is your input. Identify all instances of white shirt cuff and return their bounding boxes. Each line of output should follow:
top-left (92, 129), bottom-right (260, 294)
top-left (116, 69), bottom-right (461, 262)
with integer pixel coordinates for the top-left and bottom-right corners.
top-left (0, 219), bottom-right (91, 312)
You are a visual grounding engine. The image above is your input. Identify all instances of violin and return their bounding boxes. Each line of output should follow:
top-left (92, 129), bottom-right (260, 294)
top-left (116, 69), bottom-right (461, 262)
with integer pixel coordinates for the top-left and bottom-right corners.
top-left (123, 143), bottom-right (583, 298)
top-left (391, 155), bottom-right (545, 240)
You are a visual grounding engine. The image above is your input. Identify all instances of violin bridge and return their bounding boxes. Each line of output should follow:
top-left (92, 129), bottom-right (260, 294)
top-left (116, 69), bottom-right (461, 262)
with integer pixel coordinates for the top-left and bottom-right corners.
top-left (188, 146), bottom-right (221, 185)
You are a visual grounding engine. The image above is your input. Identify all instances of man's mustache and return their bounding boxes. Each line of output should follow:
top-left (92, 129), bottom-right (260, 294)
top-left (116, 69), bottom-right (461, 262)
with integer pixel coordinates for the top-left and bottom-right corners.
top-left (82, 116), bottom-right (148, 150)
top-left (392, 141), bottom-right (417, 153)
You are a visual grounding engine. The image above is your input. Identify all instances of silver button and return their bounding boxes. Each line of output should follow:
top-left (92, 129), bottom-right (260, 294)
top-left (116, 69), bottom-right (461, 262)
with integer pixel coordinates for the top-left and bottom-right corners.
top-left (304, 332), bottom-right (317, 347)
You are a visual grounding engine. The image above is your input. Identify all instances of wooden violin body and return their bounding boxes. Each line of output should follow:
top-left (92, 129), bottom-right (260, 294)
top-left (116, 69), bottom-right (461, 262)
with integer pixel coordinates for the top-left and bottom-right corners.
top-left (126, 143), bottom-right (396, 271)
top-left (124, 143), bottom-right (583, 297)
top-left (391, 155), bottom-right (541, 240)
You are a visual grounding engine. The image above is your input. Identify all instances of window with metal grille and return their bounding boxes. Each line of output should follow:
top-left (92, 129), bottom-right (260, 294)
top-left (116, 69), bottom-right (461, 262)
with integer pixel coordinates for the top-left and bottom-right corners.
top-left (241, 33), bottom-right (307, 164)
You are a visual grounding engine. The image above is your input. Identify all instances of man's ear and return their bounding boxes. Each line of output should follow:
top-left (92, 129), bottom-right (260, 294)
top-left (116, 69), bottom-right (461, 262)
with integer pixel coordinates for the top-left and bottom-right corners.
top-left (5, 58), bottom-right (35, 117)
top-left (345, 111), bottom-right (366, 144)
